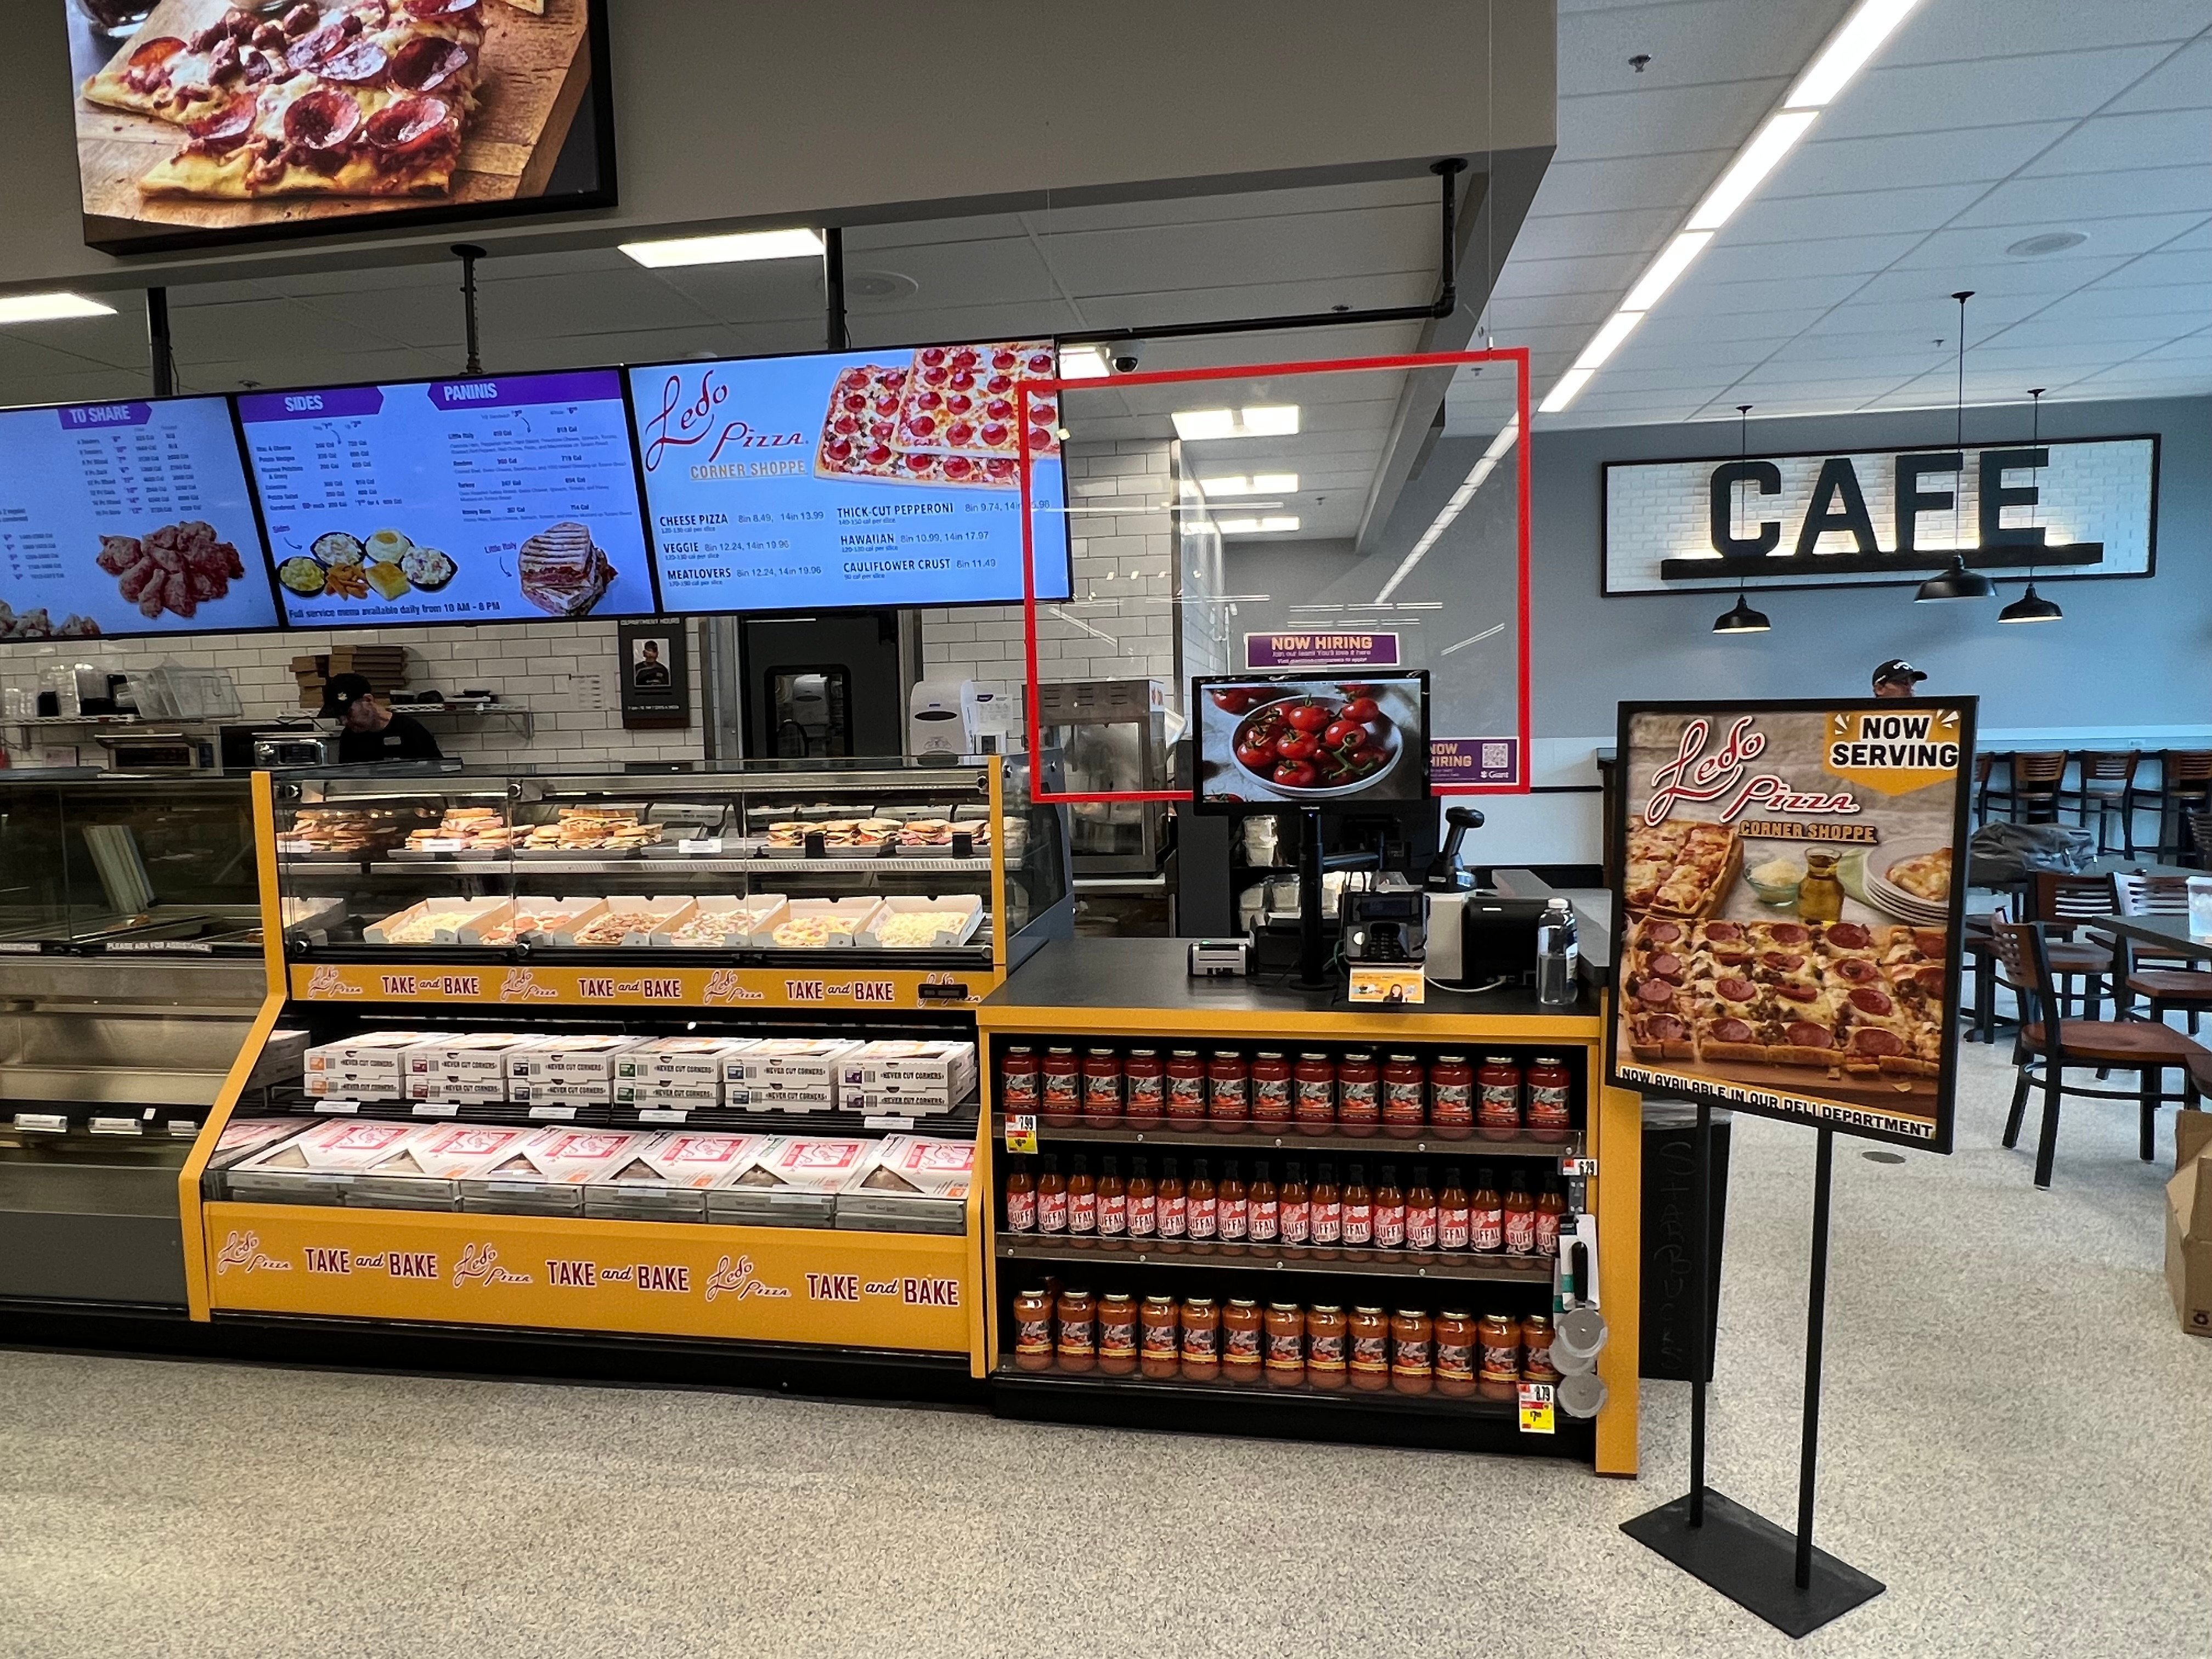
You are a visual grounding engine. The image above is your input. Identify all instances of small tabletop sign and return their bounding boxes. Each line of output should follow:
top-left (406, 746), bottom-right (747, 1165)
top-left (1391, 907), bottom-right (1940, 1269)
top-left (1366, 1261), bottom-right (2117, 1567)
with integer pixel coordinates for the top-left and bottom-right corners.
top-left (1348, 965), bottom-right (1426, 1005)
top-left (1004, 1112), bottom-right (1038, 1155)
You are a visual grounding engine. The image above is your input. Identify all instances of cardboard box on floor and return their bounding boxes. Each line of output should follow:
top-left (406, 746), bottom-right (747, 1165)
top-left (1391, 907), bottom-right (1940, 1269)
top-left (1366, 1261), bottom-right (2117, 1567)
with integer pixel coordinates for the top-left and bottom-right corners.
top-left (2167, 1109), bottom-right (2212, 1338)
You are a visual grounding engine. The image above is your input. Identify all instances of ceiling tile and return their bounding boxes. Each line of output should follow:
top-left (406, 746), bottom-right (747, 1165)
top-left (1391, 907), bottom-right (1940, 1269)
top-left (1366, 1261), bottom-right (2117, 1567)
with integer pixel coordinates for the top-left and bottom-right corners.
top-left (1849, 256), bottom-right (2132, 304)
top-left (1558, 0), bottom-right (1844, 96)
top-left (1688, 232), bottom-right (1927, 287)
top-left (1554, 78), bottom-right (1788, 163)
top-left (1657, 272), bottom-right (1871, 316)
top-left (2023, 108), bottom-right (2212, 177)
top-left (1724, 184), bottom-right (1986, 246)
top-left (1881, 0), bottom-right (2206, 64)
top-left (1489, 251), bottom-right (1650, 300)
top-left (2103, 37), bottom-right (2212, 114)
top-left (1815, 46), bottom-right (2177, 140)
top-left (1892, 213), bottom-right (2211, 272)
top-left (1771, 122), bottom-right (2076, 195)
top-left (1953, 165), bottom-right (2212, 226)
top-left (1514, 207), bottom-right (1684, 260)
top-left (1527, 150), bottom-right (1734, 216)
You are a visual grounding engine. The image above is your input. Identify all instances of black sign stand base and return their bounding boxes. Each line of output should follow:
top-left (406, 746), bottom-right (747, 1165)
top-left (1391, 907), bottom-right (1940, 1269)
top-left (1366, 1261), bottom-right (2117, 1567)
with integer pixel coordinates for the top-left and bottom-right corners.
top-left (1621, 1110), bottom-right (1885, 1638)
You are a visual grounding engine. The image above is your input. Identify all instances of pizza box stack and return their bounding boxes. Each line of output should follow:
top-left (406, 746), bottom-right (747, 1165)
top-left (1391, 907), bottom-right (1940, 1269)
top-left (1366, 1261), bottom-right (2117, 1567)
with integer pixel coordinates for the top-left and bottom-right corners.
top-left (228, 1118), bottom-right (427, 1206)
top-left (293, 646), bottom-right (407, 711)
top-left (725, 1038), bottom-right (862, 1112)
top-left (348, 1124), bottom-right (544, 1212)
top-left (506, 1034), bottom-right (647, 1119)
top-left (707, 1135), bottom-right (874, 1229)
top-left (403, 1032), bottom-right (541, 1103)
top-left (613, 1036), bottom-right (758, 1110)
top-left (836, 1135), bottom-right (976, 1234)
top-left (459, 1127), bottom-right (663, 1217)
top-left (582, 1131), bottom-right (774, 1223)
top-left (838, 1040), bottom-right (979, 1118)
top-left (303, 1031), bottom-right (438, 1101)
top-left (201, 1118), bottom-right (309, 1199)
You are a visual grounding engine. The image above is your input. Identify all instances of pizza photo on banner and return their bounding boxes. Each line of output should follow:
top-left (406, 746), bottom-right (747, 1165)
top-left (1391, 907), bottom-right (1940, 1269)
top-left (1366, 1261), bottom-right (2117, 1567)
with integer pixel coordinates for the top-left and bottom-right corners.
top-left (1606, 698), bottom-right (1976, 1153)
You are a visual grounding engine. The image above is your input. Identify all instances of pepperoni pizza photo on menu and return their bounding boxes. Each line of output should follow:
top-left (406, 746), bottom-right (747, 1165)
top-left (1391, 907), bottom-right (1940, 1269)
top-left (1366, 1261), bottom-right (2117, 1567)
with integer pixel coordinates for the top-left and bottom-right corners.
top-left (1606, 699), bottom-right (1975, 1152)
top-left (66, 0), bottom-right (613, 251)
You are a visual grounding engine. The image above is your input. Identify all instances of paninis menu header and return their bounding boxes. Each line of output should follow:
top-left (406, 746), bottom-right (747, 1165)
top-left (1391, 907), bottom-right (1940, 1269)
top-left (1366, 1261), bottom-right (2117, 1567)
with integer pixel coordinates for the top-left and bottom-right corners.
top-left (238, 370), bottom-right (656, 628)
top-left (1606, 699), bottom-right (1975, 1153)
top-left (0, 395), bottom-right (278, 642)
top-left (628, 341), bottom-right (1073, 613)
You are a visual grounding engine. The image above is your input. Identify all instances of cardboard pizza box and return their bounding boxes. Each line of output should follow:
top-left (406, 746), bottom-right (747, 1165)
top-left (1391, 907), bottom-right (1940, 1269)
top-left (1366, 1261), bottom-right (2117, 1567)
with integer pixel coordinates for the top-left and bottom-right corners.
top-left (2168, 1108), bottom-right (2212, 1338)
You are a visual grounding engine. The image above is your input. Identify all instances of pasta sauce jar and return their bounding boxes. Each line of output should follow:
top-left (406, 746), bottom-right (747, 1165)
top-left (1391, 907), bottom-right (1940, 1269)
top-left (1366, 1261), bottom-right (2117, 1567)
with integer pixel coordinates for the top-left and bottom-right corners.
top-left (1041, 1046), bottom-right (1082, 1128)
top-left (1434, 1310), bottom-right (1477, 1396)
top-left (1139, 1296), bottom-right (1180, 1379)
top-left (1521, 1314), bottom-right (1560, 1383)
top-left (1477, 1311), bottom-right (1521, 1397)
top-left (1390, 1310), bottom-right (1434, 1395)
top-left (1428, 1054), bottom-right (1474, 1139)
top-left (999, 1046), bottom-right (1040, 1114)
top-left (1305, 1305), bottom-right (1347, 1389)
top-left (1097, 1294), bottom-right (1139, 1375)
top-left (1526, 1056), bottom-right (1573, 1143)
top-left (1263, 1304), bottom-right (1306, 1387)
top-left (1337, 1051), bottom-right (1381, 1137)
top-left (1348, 1307), bottom-right (1391, 1390)
top-left (1207, 1050), bottom-right (1250, 1129)
top-left (1382, 1054), bottom-right (1426, 1138)
top-left (1056, 1289), bottom-right (1096, 1374)
top-left (1166, 1049), bottom-right (1207, 1126)
top-left (1081, 1048), bottom-right (1123, 1128)
top-left (1476, 1055), bottom-right (1522, 1141)
top-left (1012, 1288), bottom-right (1054, 1372)
top-left (1294, 1052), bottom-right (1337, 1133)
top-left (1180, 1297), bottom-right (1220, 1379)
top-left (1122, 1049), bottom-right (1166, 1129)
top-left (1222, 1299), bottom-right (1264, 1382)
top-left (1249, 1052), bottom-right (1293, 1127)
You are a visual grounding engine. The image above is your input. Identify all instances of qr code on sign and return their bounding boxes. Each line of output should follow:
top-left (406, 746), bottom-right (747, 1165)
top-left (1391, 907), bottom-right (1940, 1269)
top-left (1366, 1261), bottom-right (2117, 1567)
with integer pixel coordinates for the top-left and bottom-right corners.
top-left (1481, 743), bottom-right (1509, 770)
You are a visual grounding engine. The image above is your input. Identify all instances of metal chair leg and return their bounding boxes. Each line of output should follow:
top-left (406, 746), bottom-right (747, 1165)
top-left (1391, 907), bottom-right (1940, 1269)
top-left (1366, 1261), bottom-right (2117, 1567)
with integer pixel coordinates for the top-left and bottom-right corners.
top-left (1975, 954), bottom-right (1995, 1042)
top-left (2141, 1066), bottom-right (2159, 1163)
top-left (2004, 1064), bottom-right (2032, 1148)
top-left (2033, 1058), bottom-right (2064, 1188)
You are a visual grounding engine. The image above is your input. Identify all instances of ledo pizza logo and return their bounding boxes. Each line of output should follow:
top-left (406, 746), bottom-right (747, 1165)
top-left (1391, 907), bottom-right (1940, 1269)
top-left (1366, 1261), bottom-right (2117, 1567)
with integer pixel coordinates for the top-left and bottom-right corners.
top-left (705, 1254), bottom-right (791, 1304)
top-left (1824, 708), bottom-right (1963, 797)
top-left (1645, 715), bottom-right (1858, 825)
top-left (215, 1229), bottom-right (292, 1276)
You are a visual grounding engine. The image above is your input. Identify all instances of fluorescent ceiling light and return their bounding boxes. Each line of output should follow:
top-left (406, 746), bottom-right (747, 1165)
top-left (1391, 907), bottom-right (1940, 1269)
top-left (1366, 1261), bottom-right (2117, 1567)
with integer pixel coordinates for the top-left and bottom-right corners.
top-left (1573, 309), bottom-right (1647, 373)
top-left (1172, 405), bottom-right (1300, 441)
top-left (0, 292), bottom-right (115, 324)
top-left (1622, 231), bottom-right (1714, 313)
top-left (1538, 366), bottom-right (1596, 415)
top-left (1199, 473), bottom-right (1299, 496)
top-left (619, 228), bottom-right (825, 268)
top-left (1786, 0), bottom-right (1922, 109)
top-left (1687, 110), bottom-right (1818, 232)
top-left (1217, 516), bottom-right (1300, 535)
top-left (1058, 345), bottom-right (1110, 380)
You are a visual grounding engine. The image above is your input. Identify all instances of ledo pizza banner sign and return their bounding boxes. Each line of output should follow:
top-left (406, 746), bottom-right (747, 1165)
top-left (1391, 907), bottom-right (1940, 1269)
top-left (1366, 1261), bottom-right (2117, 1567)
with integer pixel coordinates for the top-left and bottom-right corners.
top-left (1605, 698), bottom-right (1975, 1153)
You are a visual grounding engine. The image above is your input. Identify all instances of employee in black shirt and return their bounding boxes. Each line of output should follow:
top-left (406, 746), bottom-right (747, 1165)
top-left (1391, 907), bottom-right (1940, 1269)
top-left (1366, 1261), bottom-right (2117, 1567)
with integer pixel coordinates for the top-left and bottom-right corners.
top-left (323, 673), bottom-right (443, 764)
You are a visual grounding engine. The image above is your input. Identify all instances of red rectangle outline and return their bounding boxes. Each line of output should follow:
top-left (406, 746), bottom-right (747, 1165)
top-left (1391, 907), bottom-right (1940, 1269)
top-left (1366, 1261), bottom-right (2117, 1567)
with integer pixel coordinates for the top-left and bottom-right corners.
top-left (1018, 348), bottom-right (1532, 803)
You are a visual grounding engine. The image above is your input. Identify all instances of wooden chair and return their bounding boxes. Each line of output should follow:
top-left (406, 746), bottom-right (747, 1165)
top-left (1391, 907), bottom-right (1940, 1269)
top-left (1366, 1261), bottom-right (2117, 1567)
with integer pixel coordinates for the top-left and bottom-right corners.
top-left (2113, 871), bottom-right (2212, 1035)
top-left (1990, 919), bottom-right (2210, 1188)
top-left (1972, 752), bottom-right (1998, 827)
top-left (2061, 751), bottom-right (2141, 856)
top-left (2008, 751), bottom-right (2069, 825)
top-left (1963, 902), bottom-right (2010, 1042)
top-left (2024, 870), bottom-right (2123, 1019)
top-left (2186, 808), bottom-right (2212, 871)
top-left (2150, 751), bottom-right (2212, 860)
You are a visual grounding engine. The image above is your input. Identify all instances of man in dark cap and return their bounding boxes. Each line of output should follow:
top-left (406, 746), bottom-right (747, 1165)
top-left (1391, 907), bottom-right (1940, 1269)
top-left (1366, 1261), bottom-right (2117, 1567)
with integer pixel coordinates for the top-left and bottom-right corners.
top-left (321, 672), bottom-right (442, 763)
top-left (1871, 659), bottom-right (1926, 700)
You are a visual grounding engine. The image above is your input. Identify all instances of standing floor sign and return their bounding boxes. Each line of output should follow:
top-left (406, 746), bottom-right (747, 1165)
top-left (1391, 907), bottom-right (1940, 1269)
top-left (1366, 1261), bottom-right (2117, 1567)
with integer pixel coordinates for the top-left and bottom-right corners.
top-left (1609, 697), bottom-right (1974, 1639)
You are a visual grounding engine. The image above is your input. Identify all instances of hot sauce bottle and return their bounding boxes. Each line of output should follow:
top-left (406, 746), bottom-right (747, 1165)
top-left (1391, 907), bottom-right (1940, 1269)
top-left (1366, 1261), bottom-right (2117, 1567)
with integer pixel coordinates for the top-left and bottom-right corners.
top-left (1123, 1049), bottom-right (1166, 1130)
top-left (1279, 1161), bottom-right (1311, 1247)
top-left (1373, 1165), bottom-right (1407, 1252)
top-left (1217, 1160), bottom-right (1249, 1250)
top-left (1207, 1049), bottom-right (1250, 1129)
top-left (1067, 1155), bottom-right (1097, 1239)
top-left (1310, 1162), bottom-right (1343, 1254)
top-left (1250, 1051), bottom-right (1293, 1127)
top-left (1438, 1166), bottom-right (1471, 1253)
top-left (1139, 1295), bottom-right (1180, 1378)
top-left (1471, 1167), bottom-right (1503, 1254)
top-left (1165, 1049), bottom-right (1206, 1126)
top-left (1037, 1155), bottom-right (1068, 1236)
top-left (1042, 1046), bottom-right (1082, 1128)
top-left (1156, 1157), bottom-right (1187, 1248)
top-left (1337, 1051), bottom-right (1381, 1137)
top-left (1536, 1176), bottom-right (1567, 1259)
top-left (1187, 1158), bottom-right (1218, 1251)
top-left (1003, 1158), bottom-right (1037, 1234)
top-left (1126, 1156), bottom-right (1157, 1242)
top-left (1406, 1168), bottom-right (1439, 1256)
top-left (1248, 1161), bottom-right (1280, 1247)
top-left (1341, 1164), bottom-right (1374, 1258)
top-left (1097, 1156), bottom-right (1127, 1242)
top-left (1502, 1170), bottom-right (1537, 1256)
top-left (1294, 1052), bottom-right (1337, 1134)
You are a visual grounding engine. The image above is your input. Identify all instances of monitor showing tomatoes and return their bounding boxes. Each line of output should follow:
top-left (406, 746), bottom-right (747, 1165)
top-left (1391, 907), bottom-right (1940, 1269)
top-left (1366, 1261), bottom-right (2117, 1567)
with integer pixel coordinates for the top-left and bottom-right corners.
top-left (1193, 672), bottom-right (1430, 808)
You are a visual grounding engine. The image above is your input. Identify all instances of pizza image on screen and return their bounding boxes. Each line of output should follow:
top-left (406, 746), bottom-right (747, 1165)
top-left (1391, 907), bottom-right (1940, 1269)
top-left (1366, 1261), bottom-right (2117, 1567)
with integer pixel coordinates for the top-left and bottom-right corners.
top-left (815, 342), bottom-right (1059, 490)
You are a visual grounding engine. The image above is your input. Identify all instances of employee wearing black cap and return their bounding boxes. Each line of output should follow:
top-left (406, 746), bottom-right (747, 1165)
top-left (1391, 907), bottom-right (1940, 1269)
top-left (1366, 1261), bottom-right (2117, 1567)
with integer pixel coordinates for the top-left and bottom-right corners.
top-left (323, 673), bottom-right (443, 763)
top-left (1871, 659), bottom-right (1926, 700)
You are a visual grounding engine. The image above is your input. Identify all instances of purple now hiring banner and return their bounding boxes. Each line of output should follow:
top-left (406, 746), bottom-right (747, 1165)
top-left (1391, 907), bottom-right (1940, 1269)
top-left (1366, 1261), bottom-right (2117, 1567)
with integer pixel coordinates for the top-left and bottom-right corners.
top-left (1243, 630), bottom-right (1401, 669)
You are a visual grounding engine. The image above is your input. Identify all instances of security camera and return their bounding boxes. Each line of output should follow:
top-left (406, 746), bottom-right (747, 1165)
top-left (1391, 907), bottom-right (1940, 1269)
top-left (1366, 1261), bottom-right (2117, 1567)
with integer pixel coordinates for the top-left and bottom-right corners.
top-left (1110, 341), bottom-right (1144, 374)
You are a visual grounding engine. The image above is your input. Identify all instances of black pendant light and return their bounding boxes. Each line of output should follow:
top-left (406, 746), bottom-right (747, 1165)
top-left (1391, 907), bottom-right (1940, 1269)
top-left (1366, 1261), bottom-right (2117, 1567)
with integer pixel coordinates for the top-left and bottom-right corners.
top-left (1916, 289), bottom-right (1997, 601)
top-left (2000, 386), bottom-right (2064, 623)
top-left (1713, 403), bottom-right (1771, 633)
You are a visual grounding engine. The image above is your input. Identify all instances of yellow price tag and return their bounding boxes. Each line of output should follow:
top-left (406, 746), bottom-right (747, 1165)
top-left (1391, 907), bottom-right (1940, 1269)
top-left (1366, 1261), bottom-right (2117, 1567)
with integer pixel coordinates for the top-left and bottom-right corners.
top-left (1003, 1113), bottom-right (1037, 1155)
top-left (1517, 1381), bottom-right (1556, 1435)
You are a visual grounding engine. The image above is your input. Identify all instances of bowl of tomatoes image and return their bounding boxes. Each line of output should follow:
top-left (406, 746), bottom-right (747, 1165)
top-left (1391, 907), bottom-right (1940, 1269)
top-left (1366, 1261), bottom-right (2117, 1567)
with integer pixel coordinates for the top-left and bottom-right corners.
top-left (1214, 684), bottom-right (1403, 800)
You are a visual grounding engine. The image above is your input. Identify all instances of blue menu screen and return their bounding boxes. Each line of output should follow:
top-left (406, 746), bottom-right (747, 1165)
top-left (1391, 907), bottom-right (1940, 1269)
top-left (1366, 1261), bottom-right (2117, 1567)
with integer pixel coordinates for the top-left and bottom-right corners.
top-left (628, 341), bottom-right (1073, 613)
top-left (237, 369), bottom-right (657, 628)
top-left (0, 396), bottom-right (279, 642)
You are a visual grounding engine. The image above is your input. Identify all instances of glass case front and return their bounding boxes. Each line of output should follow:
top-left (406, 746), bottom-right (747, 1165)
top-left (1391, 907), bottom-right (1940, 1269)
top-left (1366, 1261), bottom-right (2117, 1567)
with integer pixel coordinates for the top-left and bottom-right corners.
top-left (269, 757), bottom-right (1070, 974)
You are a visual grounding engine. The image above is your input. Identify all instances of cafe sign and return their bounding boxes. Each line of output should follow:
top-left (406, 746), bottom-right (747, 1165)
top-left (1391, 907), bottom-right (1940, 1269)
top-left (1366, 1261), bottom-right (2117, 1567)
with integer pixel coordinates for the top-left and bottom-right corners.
top-left (1603, 435), bottom-right (2155, 594)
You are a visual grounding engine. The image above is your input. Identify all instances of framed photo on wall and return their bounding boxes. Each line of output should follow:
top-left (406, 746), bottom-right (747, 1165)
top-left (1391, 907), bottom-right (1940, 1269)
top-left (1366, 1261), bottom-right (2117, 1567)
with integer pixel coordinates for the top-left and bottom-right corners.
top-left (617, 618), bottom-right (689, 730)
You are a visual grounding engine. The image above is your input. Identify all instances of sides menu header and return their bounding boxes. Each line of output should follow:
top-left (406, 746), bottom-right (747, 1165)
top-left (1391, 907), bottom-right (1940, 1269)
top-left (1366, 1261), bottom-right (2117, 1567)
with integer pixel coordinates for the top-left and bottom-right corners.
top-left (0, 396), bottom-right (279, 642)
top-left (628, 341), bottom-right (1073, 614)
top-left (239, 369), bottom-right (656, 628)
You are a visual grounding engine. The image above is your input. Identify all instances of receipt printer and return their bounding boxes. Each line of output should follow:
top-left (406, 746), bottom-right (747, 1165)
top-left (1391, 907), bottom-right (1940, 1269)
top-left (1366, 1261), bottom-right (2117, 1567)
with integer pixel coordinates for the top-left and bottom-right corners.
top-left (1425, 895), bottom-right (1547, 989)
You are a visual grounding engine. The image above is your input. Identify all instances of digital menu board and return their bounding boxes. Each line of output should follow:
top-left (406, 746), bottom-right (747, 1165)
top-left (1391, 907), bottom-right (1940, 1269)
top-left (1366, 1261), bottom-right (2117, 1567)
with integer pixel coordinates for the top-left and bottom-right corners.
top-left (628, 341), bottom-right (1073, 614)
top-left (0, 394), bottom-right (279, 643)
top-left (239, 370), bottom-right (656, 629)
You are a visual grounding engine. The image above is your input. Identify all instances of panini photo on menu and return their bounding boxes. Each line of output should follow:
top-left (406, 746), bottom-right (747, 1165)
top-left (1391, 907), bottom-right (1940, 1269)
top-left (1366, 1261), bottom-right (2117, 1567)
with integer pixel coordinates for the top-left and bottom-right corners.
top-left (65, 0), bottom-right (616, 252)
top-left (1606, 699), bottom-right (1975, 1153)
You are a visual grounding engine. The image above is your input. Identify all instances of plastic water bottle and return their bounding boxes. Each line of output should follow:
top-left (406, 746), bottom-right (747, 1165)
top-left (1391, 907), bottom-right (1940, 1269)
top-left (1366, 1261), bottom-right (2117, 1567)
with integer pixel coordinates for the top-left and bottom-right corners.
top-left (1536, 898), bottom-right (1579, 1006)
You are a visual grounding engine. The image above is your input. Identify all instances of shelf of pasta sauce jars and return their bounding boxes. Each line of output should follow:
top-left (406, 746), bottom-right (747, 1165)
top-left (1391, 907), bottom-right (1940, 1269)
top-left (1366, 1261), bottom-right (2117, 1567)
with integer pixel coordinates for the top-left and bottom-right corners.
top-left (1002, 1288), bottom-right (1561, 1413)
top-left (995, 1041), bottom-right (1582, 1158)
top-left (997, 1150), bottom-right (1570, 1284)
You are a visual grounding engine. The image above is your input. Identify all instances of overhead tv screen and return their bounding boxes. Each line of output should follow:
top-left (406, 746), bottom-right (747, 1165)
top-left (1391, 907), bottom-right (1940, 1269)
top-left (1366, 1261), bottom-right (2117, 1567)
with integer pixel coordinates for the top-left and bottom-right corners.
top-left (237, 368), bottom-right (656, 628)
top-left (65, 0), bottom-right (616, 255)
top-left (0, 393), bottom-right (280, 642)
top-left (627, 340), bottom-right (1074, 614)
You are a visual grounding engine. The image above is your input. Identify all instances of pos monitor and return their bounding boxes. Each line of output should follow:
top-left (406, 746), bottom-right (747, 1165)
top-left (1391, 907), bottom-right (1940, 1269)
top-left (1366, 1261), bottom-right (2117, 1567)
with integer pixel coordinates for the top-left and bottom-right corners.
top-left (1191, 671), bottom-right (1431, 811)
